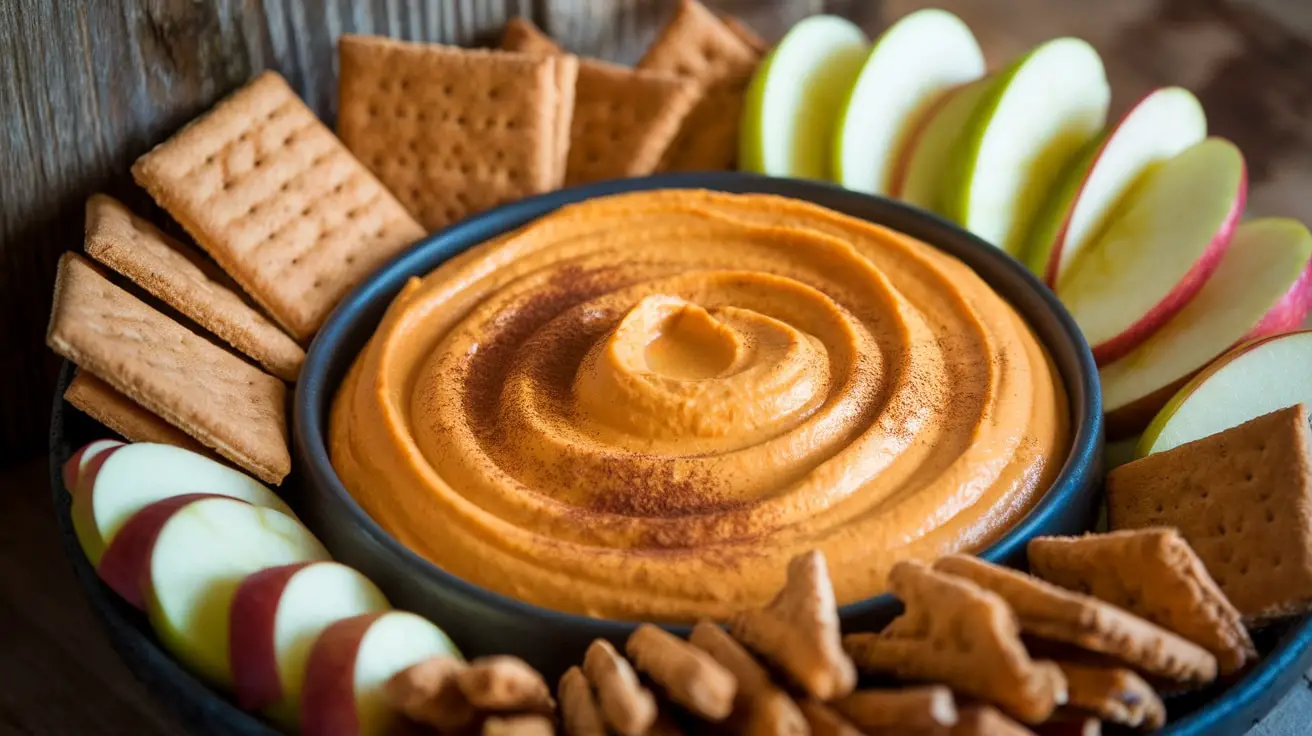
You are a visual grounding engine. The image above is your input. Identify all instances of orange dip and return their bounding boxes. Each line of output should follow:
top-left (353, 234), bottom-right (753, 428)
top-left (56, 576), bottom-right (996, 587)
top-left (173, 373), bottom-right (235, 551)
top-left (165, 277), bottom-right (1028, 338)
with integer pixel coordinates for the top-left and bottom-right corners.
top-left (328, 190), bottom-right (1069, 621)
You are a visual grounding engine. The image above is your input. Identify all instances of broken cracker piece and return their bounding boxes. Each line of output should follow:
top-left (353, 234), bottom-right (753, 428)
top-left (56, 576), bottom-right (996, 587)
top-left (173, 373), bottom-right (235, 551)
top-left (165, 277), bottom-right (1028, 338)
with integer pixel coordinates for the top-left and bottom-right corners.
top-left (47, 253), bottom-right (290, 484)
top-left (64, 369), bottom-right (209, 455)
top-left (83, 194), bottom-right (304, 382)
top-left (626, 623), bottom-right (736, 722)
top-left (1028, 528), bottom-right (1255, 675)
top-left (384, 656), bottom-right (479, 732)
top-left (689, 621), bottom-right (807, 736)
top-left (843, 561), bottom-right (1066, 724)
top-left (582, 639), bottom-right (656, 736)
top-left (339, 36), bottom-right (576, 233)
top-left (457, 655), bottom-right (555, 714)
top-left (829, 686), bottom-right (957, 733)
top-left (1056, 661), bottom-right (1165, 730)
top-left (934, 554), bottom-right (1217, 686)
top-left (483, 714), bottom-right (555, 736)
top-left (797, 699), bottom-right (863, 736)
top-left (132, 71), bottom-right (423, 341)
top-left (558, 666), bottom-right (605, 736)
top-left (729, 550), bottom-right (856, 701)
top-left (1107, 404), bottom-right (1312, 626)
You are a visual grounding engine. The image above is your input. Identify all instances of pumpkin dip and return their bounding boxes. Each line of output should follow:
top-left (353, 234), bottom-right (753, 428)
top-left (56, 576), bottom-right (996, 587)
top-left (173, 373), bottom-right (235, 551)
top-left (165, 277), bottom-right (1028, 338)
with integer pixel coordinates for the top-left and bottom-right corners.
top-left (329, 190), bottom-right (1069, 621)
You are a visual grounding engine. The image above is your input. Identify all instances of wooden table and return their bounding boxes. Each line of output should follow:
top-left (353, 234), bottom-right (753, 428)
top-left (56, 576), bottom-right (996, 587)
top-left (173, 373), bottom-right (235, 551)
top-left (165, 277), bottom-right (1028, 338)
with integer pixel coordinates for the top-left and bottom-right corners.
top-left (4, 1), bottom-right (1312, 733)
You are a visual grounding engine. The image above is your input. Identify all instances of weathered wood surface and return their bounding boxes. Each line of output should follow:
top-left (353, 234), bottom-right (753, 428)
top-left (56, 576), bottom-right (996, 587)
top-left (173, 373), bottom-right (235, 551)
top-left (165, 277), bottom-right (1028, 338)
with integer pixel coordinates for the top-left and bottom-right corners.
top-left (4, 3), bottom-right (1312, 732)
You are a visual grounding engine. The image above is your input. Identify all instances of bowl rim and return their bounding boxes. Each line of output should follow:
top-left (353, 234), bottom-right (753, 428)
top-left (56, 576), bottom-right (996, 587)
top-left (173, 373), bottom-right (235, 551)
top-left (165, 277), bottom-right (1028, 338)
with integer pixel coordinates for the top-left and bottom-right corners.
top-left (293, 171), bottom-right (1105, 635)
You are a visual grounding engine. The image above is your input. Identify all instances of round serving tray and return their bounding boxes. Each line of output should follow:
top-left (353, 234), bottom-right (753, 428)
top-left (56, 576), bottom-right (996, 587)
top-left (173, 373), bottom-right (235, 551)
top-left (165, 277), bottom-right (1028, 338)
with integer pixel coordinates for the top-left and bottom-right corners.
top-left (49, 173), bottom-right (1312, 734)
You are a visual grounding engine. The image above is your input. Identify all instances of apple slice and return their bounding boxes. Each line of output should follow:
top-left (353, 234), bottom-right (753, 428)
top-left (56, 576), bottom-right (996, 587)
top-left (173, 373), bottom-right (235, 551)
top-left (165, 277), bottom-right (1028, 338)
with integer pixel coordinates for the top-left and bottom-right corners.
top-left (937, 37), bottom-right (1110, 255)
top-left (111, 495), bottom-right (329, 687)
top-left (61, 439), bottom-right (124, 496)
top-left (1058, 138), bottom-right (1247, 365)
top-left (739, 15), bottom-right (868, 179)
top-left (1027, 87), bottom-right (1208, 286)
top-left (230, 562), bottom-right (391, 726)
top-left (1138, 329), bottom-right (1312, 457)
top-left (831, 8), bottom-right (984, 194)
top-left (301, 611), bottom-right (463, 736)
top-left (72, 442), bottom-right (294, 566)
top-left (1100, 219), bottom-right (1312, 437)
top-left (895, 76), bottom-right (993, 207)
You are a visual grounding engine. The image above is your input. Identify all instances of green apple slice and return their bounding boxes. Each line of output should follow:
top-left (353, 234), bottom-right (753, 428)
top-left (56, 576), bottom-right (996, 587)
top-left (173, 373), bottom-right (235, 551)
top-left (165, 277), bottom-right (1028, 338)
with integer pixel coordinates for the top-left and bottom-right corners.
top-left (896, 77), bottom-right (993, 210)
top-left (1027, 87), bottom-right (1207, 285)
top-left (831, 8), bottom-right (984, 194)
top-left (1138, 329), bottom-right (1312, 457)
top-left (939, 37), bottom-right (1110, 255)
top-left (1058, 138), bottom-right (1247, 365)
top-left (740, 15), bottom-right (868, 179)
top-left (1101, 219), bottom-right (1312, 438)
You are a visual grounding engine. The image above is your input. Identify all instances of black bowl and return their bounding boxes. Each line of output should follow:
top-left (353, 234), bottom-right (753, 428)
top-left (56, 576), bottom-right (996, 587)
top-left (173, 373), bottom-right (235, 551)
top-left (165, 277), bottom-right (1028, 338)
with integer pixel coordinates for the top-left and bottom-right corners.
top-left (292, 172), bottom-right (1105, 674)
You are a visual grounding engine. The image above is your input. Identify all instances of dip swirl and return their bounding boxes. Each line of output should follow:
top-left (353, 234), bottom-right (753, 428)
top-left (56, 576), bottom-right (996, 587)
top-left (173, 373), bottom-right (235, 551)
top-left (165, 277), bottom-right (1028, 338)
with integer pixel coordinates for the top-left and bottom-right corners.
top-left (329, 190), bottom-right (1069, 621)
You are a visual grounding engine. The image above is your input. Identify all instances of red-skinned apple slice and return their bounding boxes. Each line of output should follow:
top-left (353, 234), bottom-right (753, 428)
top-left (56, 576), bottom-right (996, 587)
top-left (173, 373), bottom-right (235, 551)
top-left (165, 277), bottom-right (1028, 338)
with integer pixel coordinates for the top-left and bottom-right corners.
top-left (123, 496), bottom-right (329, 687)
top-left (300, 611), bottom-right (462, 736)
top-left (1137, 329), bottom-right (1312, 457)
top-left (61, 439), bottom-right (124, 496)
top-left (1100, 218), bottom-right (1312, 438)
top-left (230, 562), bottom-right (391, 726)
top-left (1058, 138), bottom-right (1247, 365)
top-left (97, 492), bottom-right (228, 608)
top-left (72, 442), bottom-right (294, 567)
top-left (1027, 87), bottom-right (1207, 286)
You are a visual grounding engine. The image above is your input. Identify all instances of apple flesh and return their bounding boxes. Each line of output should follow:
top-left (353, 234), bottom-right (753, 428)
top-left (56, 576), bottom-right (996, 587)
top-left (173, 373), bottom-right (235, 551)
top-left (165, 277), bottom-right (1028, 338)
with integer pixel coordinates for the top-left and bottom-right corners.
top-left (739, 15), bottom-right (868, 179)
top-left (1101, 219), bottom-right (1312, 437)
top-left (131, 496), bottom-right (329, 688)
top-left (97, 492), bottom-right (227, 608)
top-left (831, 8), bottom-right (984, 194)
top-left (300, 611), bottom-right (463, 736)
top-left (1138, 329), bottom-right (1312, 457)
top-left (230, 561), bottom-right (391, 726)
top-left (895, 77), bottom-right (992, 207)
top-left (1058, 138), bottom-right (1247, 365)
top-left (1027, 87), bottom-right (1208, 286)
top-left (937, 37), bottom-right (1110, 255)
top-left (61, 439), bottom-right (123, 496)
top-left (72, 442), bottom-right (295, 566)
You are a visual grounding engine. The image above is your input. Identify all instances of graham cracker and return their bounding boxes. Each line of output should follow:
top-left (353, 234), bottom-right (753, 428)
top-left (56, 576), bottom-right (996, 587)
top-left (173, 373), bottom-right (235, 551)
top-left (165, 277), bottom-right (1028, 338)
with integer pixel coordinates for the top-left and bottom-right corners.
top-left (47, 253), bottom-right (290, 484)
top-left (933, 555), bottom-right (1217, 686)
top-left (1055, 661), bottom-right (1165, 730)
top-left (719, 13), bottom-right (770, 56)
top-left (338, 36), bottom-right (576, 233)
top-left (829, 686), bottom-right (957, 733)
top-left (949, 706), bottom-right (1036, 736)
top-left (132, 71), bottom-right (424, 342)
top-left (1108, 405), bottom-right (1312, 626)
top-left (1029, 529), bottom-right (1255, 675)
top-left (638, 0), bottom-right (762, 172)
top-left (64, 369), bottom-right (209, 455)
top-left (842, 561), bottom-right (1067, 725)
top-left (688, 621), bottom-right (807, 736)
top-left (564, 60), bottom-right (697, 185)
top-left (501, 16), bottom-right (563, 56)
top-left (797, 699), bottom-right (862, 736)
top-left (83, 194), bottom-right (304, 381)
top-left (728, 550), bottom-right (856, 701)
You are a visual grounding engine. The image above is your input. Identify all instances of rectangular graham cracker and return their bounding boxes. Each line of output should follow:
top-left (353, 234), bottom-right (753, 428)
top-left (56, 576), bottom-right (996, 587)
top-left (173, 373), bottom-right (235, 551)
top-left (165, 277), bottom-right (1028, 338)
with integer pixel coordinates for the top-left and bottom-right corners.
top-left (65, 368), bottom-right (210, 455)
top-left (564, 60), bottom-right (697, 185)
top-left (132, 71), bottom-right (425, 342)
top-left (638, 0), bottom-right (763, 172)
top-left (338, 36), bottom-right (577, 233)
top-left (1108, 404), bottom-right (1312, 625)
top-left (83, 194), bottom-right (305, 381)
top-left (498, 17), bottom-right (698, 184)
top-left (47, 253), bottom-right (290, 484)
top-left (497, 18), bottom-right (574, 180)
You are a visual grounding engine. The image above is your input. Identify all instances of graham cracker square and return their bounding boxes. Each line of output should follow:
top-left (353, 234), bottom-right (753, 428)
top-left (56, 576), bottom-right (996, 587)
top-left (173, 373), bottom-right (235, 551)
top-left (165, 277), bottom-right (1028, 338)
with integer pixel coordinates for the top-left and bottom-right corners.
top-left (47, 253), bottom-right (290, 484)
top-left (338, 36), bottom-right (577, 233)
top-left (132, 71), bottom-right (424, 342)
top-left (1107, 404), bottom-right (1312, 625)
top-left (64, 368), bottom-right (210, 456)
